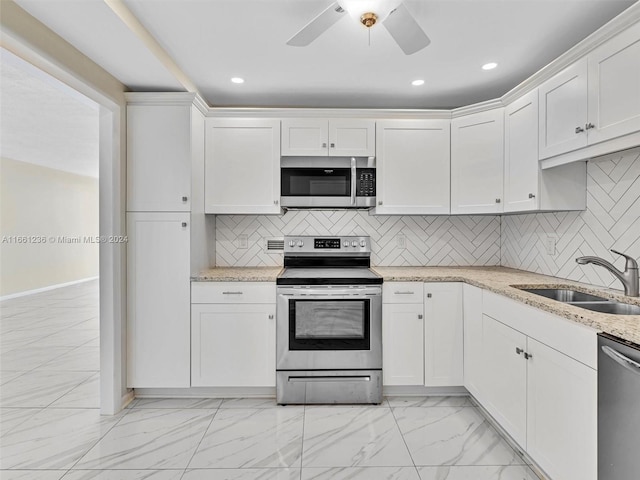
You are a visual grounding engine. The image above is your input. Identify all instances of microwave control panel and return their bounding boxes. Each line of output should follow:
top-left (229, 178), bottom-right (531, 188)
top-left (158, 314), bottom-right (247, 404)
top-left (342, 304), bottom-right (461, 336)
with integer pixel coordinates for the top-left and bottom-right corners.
top-left (356, 169), bottom-right (376, 197)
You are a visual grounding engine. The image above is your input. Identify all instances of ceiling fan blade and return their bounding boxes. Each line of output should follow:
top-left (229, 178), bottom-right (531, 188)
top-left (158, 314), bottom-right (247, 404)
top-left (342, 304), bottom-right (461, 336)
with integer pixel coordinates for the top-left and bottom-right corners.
top-left (382, 3), bottom-right (431, 55)
top-left (286, 2), bottom-right (346, 47)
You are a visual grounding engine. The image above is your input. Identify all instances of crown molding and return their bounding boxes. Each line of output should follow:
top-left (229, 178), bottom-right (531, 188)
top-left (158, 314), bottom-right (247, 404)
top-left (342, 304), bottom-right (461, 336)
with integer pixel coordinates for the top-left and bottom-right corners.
top-left (451, 99), bottom-right (505, 118)
top-left (205, 107), bottom-right (452, 120)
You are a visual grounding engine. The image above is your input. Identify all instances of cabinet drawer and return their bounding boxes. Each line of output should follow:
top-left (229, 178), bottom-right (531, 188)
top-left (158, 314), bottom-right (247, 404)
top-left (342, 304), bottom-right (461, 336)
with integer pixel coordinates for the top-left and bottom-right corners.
top-left (192, 282), bottom-right (276, 304)
top-left (383, 282), bottom-right (424, 303)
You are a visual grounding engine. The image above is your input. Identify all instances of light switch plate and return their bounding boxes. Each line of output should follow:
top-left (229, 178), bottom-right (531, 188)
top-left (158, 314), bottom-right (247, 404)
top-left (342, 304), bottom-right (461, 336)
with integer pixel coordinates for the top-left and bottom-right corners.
top-left (545, 236), bottom-right (556, 255)
top-left (237, 234), bottom-right (248, 249)
top-left (396, 234), bottom-right (406, 249)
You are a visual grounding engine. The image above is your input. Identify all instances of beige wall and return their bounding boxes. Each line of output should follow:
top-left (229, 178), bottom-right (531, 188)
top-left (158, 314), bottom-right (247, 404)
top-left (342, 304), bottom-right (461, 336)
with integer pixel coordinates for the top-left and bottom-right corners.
top-left (0, 157), bottom-right (99, 296)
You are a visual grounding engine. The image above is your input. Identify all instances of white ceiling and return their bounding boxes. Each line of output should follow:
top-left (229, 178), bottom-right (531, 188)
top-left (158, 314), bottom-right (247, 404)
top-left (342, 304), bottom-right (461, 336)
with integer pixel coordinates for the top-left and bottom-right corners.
top-left (0, 49), bottom-right (100, 178)
top-left (12, 0), bottom-right (639, 109)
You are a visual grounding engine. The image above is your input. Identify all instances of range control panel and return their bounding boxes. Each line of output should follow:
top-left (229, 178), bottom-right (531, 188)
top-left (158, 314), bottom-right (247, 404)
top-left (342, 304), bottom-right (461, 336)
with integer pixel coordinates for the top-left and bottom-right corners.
top-left (284, 236), bottom-right (370, 254)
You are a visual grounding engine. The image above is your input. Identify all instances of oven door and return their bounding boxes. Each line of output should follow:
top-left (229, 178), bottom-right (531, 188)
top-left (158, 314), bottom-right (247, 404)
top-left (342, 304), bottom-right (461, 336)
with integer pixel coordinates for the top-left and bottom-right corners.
top-left (276, 286), bottom-right (382, 370)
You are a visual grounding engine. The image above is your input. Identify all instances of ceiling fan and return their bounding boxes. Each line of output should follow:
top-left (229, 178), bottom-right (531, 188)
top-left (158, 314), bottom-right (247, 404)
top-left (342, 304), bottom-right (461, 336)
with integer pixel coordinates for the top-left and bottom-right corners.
top-left (286, 0), bottom-right (430, 55)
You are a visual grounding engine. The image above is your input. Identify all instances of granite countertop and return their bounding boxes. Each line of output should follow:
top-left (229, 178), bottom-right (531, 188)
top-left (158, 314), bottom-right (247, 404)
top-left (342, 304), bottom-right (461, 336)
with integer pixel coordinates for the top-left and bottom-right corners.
top-left (373, 266), bottom-right (640, 345)
top-left (192, 265), bottom-right (640, 345)
top-left (192, 267), bottom-right (282, 282)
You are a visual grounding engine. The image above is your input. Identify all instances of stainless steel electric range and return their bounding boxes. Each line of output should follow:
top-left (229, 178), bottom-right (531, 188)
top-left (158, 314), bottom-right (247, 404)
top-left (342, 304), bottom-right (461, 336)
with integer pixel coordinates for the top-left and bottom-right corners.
top-left (276, 236), bottom-right (383, 405)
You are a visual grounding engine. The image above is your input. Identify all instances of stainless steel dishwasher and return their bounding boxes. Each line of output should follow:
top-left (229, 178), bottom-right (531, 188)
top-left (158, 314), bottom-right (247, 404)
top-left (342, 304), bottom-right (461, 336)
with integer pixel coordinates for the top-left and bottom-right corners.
top-left (598, 333), bottom-right (640, 480)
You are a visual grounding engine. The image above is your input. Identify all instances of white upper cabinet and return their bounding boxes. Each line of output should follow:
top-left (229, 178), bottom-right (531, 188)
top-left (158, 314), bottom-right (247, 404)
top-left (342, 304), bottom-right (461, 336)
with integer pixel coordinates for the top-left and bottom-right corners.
top-left (504, 90), bottom-right (540, 212)
top-left (375, 119), bottom-right (450, 215)
top-left (205, 118), bottom-right (281, 214)
top-left (281, 119), bottom-right (375, 156)
top-left (539, 59), bottom-right (589, 160)
top-left (587, 21), bottom-right (640, 145)
top-left (127, 103), bottom-right (193, 212)
top-left (451, 109), bottom-right (504, 214)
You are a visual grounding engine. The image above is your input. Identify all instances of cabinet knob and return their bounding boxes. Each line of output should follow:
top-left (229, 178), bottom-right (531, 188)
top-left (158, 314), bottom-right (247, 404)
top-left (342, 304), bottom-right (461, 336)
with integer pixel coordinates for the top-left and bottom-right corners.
top-left (330, 143), bottom-right (335, 148)
top-left (274, 200), bottom-right (279, 205)
top-left (426, 293), bottom-right (432, 298)
top-left (322, 142), bottom-right (327, 148)
top-left (528, 193), bottom-right (536, 199)
top-left (181, 222), bottom-right (187, 227)
top-left (575, 126), bottom-right (585, 134)
top-left (524, 352), bottom-right (533, 360)
top-left (268, 314), bottom-right (274, 320)
top-left (182, 196), bottom-right (188, 202)
top-left (585, 122), bottom-right (595, 130)
top-left (516, 347), bottom-right (523, 355)
top-left (495, 198), bottom-right (501, 204)
top-left (378, 201), bottom-right (383, 206)
top-left (418, 314), bottom-right (423, 319)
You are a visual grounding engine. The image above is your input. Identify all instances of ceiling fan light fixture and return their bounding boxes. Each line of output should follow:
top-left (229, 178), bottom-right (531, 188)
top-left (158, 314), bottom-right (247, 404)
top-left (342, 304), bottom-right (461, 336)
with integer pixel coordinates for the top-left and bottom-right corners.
top-left (338, 0), bottom-right (402, 25)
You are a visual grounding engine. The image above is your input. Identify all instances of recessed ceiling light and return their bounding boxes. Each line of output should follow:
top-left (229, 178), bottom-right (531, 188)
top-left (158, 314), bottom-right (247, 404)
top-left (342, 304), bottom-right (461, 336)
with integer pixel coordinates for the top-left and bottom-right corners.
top-left (411, 79), bottom-right (425, 86)
top-left (482, 62), bottom-right (498, 71)
top-left (231, 77), bottom-right (245, 84)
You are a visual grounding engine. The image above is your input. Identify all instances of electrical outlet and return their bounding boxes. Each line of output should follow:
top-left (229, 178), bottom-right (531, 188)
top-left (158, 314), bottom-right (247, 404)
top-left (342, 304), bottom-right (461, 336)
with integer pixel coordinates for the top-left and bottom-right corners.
top-left (237, 234), bottom-right (248, 249)
top-left (396, 234), bottom-right (406, 249)
top-left (545, 236), bottom-right (556, 255)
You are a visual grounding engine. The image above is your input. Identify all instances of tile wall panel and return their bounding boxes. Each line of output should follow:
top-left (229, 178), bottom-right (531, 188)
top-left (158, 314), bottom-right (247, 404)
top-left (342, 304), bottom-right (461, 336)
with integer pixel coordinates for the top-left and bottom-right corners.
top-left (215, 211), bottom-right (501, 267)
top-left (501, 148), bottom-right (640, 289)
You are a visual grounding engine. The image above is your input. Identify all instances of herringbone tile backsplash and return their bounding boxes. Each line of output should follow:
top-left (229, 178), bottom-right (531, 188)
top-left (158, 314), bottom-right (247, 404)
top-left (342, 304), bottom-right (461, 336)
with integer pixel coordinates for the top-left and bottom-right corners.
top-left (215, 147), bottom-right (640, 291)
top-left (216, 212), bottom-right (501, 267)
top-left (502, 147), bottom-right (640, 289)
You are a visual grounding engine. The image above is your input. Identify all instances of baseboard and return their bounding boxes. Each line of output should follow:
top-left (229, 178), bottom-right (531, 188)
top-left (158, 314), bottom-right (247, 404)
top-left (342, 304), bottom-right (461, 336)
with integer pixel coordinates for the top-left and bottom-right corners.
top-left (133, 387), bottom-right (277, 398)
top-left (382, 385), bottom-right (468, 396)
top-left (0, 276), bottom-right (99, 301)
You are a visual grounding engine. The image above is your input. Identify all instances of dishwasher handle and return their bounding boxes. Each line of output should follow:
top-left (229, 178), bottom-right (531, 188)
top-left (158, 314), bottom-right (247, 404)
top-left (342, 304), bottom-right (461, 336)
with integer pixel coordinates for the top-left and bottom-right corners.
top-left (602, 345), bottom-right (640, 377)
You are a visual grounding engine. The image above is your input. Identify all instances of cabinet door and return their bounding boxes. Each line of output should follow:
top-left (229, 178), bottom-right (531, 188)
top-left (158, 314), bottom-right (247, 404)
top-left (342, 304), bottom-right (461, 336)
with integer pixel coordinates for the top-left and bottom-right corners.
top-left (424, 283), bottom-right (463, 386)
top-left (127, 212), bottom-right (191, 388)
top-left (281, 119), bottom-right (328, 156)
top-left (504, 90), bottom-right (539, 212)
top-left (481, 314), bottom-right (527, 448)
top-left (205, 118), bottom-right (280, 214)
top-left (451, 109), bottom-right (504, 214)
top-left (192, 304), bottom-right (276, 387)
top-left (587, 21), bottom-right (640, 145)
top-left (526, 338), bottom-right (597, 480)
top-left (375, 120), bottom-right (450, 215)
top-left (463, 284), bottom-right (484, 400)
top-left (328, 119), bottom-right (375, 156)
top-left (539, 58), bottom-right (588, 159)
top-left (127, 105), bottom-right (191, 212)
top-left (382, 303), bottom-right (424, 385)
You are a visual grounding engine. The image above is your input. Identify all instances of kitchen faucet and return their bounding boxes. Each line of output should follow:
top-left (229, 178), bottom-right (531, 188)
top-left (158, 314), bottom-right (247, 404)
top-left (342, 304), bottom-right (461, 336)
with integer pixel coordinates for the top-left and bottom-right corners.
top-left (576, 249), bottom-right (639, 297)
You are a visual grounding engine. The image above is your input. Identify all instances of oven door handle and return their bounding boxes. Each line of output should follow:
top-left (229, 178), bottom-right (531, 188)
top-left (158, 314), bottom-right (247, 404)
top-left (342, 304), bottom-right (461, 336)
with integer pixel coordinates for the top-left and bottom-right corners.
top-left (279, 291), bottom-right (380, 299)
top-left (350, 157), bottom-right (357, 205)
top-left (288, 375), bottom-right (371, 383)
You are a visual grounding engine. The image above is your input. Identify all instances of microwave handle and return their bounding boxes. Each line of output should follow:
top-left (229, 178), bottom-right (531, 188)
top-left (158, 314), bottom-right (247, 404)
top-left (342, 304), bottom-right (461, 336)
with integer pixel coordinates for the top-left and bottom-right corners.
top-left (350, 157), bottom-right (357, 206)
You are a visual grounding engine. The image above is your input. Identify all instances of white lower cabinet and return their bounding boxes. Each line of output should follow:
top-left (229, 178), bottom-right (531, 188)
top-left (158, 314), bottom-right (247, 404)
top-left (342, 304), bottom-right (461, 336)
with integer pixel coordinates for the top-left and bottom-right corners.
top-left (191, 282), bottom-right (276, 387)
top-left (424, 283), bottom-right (463, 386)
top-left (462, 284), bottom-right (484, 401)
top-left (474, 292), bottom-right (597, 480)
top-left (127, 212), bottom-right (191, 388)
top-left (382, 283), bottom-right (424, 386)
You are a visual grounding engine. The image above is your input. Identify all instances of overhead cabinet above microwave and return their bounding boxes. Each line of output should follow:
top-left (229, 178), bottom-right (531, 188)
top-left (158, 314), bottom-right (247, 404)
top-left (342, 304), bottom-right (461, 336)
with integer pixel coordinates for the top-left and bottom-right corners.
top-left (281, 119), bottom-right (376, 157)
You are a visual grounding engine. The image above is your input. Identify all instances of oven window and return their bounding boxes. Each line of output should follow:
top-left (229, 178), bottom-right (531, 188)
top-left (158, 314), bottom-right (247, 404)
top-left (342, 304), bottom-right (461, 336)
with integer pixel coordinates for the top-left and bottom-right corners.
top-left (289, 299), bottom-right (370, 350)
top-left (281, 168), bottom-right (351, 197)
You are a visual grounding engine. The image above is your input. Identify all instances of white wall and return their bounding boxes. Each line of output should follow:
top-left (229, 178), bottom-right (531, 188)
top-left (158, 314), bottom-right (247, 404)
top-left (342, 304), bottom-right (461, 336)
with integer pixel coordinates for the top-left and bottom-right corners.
top-left (0, 158), bottom-right (99, 296)
top-left (502, 147), bottom-right (640, 289)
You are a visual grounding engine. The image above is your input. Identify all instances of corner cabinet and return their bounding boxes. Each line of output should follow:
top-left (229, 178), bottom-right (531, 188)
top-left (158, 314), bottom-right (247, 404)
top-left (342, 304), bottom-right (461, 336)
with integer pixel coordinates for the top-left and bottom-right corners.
top-left (281, 119), bottom-right (375, 157)
top-left (127, 212), bottom-right (191, 388)
top-left (451, 109), bottom-right (504, 214)
top-left (504, 90), bottom-right (587, 213)
top-left (375, 120), bottom-right (450, 215)
top-left (191, 282), bottom-right (276, 387)
top-left (204, 118), bottom-right (281, 214)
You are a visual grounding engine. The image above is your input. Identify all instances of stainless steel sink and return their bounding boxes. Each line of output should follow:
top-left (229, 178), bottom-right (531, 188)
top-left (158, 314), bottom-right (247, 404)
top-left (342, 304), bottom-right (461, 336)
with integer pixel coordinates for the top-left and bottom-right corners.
top-left (516, 287), bottom-right (640, 315)
top-left (520, 288), bottom-right (608, 302)
top-left (567, 301), bottom-right (640, 315)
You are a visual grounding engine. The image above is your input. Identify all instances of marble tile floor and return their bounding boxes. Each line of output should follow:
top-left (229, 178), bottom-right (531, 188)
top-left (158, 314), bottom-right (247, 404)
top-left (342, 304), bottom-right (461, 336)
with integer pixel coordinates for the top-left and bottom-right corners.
top-left (0, 282), bottom-right (541, 480)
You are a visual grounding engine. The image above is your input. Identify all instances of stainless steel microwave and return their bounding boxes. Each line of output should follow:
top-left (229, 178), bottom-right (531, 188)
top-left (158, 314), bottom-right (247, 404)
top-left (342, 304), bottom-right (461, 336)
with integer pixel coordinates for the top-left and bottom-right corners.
top-left (280, 157), bottom-right (376, 208)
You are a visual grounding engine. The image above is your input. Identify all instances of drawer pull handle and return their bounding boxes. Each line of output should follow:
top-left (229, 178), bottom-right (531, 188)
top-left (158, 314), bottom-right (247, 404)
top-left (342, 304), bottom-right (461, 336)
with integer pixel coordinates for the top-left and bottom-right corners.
top-left (394, 291), bottom-right (415, 295)
top-left (222, 291), bottom-right (243, 295)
